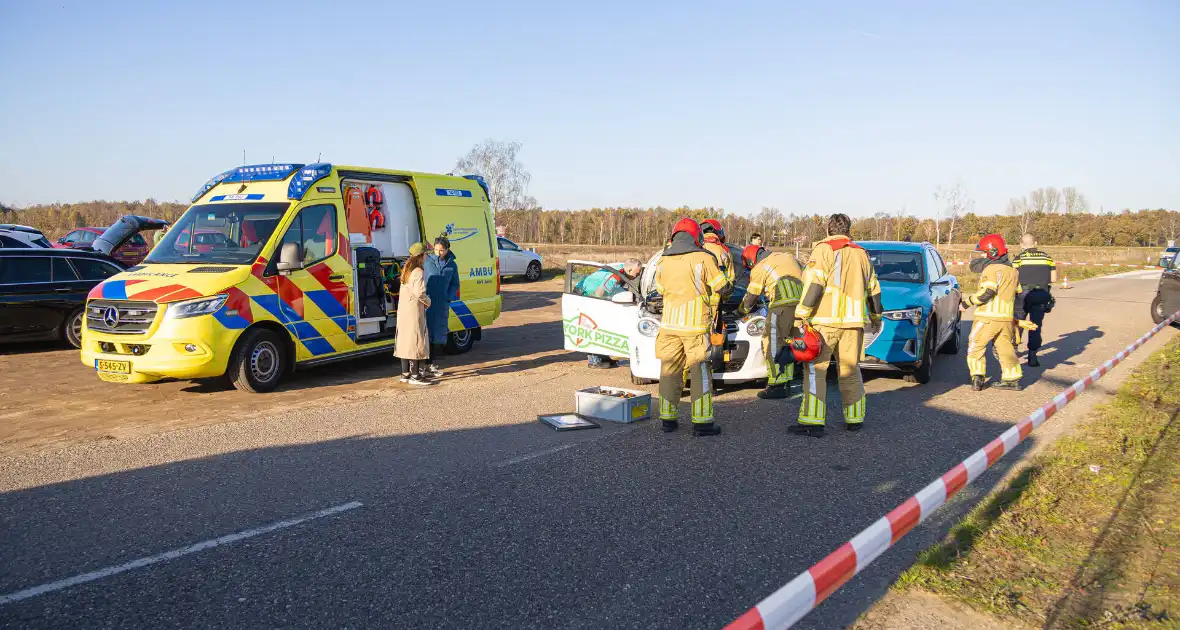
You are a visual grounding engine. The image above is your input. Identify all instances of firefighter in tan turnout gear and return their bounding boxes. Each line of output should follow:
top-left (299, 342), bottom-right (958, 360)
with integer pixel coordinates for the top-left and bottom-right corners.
top-left (962, 234), bottom-right (1023, 391)
top-left (791, 214), bottom-right (883, 437)
top-left (737, 244), bottom-right (804, 400)
top-left (653, 218), bottom-right (733, 437)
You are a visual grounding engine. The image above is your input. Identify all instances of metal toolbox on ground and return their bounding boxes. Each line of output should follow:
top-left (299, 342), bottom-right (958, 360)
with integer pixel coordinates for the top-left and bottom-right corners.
top-left (574, 386), bottom-right (652, 423)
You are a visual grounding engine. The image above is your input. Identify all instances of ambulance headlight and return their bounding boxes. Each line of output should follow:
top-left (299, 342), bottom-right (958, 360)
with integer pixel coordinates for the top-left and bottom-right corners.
top-left (745, 316), bottom-right (766, 336)
top-left (637, 317), bottom-right (660, 338)
top-left (882, 307), bottom-right (923, 326)
top-left (167, 294), bottom-right (228, 320)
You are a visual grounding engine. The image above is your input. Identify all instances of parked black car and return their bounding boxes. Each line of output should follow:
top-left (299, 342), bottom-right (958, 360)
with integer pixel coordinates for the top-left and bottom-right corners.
top-left (1152, 255), bottom-right (1180, 326)
top-left (0, 249), bottom-right (125, 347)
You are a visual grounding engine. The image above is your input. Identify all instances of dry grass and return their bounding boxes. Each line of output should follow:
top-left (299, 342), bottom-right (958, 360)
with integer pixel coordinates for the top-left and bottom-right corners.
top-left (896, 339), bottom-right (1180, 628)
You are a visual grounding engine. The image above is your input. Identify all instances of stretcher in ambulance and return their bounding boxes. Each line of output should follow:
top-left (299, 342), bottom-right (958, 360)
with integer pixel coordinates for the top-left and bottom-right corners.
top-left (560, 248), bottom-right (769, 386)
top-left (81, 163), bottom-right (501, 392)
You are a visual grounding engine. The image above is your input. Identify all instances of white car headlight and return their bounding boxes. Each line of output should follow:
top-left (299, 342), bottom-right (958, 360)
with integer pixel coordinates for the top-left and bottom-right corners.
top-left (637, 317), bottom-right (660, 338)
top-left (745, 316), bottom-right (766, 336)
top-left (167, 294), bottom-right (228, 320)
top-left (882, 308), bottom-right (923, 326)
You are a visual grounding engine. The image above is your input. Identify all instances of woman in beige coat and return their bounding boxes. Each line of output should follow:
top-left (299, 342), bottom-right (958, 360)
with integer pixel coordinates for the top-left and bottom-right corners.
top-left (395, 243), bottom-right (434, 386)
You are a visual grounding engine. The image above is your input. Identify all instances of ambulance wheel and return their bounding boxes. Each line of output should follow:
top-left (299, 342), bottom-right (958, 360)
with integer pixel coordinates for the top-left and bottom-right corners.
top-left (62, 307), bottom-right (85, 349)
top-left (906, 325), bottom-right (935, 384)
top-left (446, 328), bottom-right (476, 354)
top-left (631, 374), bottom-right (656, 385)
top-left (228, 328), bottom-right (287, 393)
top-left (526, 261), bottom-right (542, 282)
top-left (940, 315), bottom-right (961, 354)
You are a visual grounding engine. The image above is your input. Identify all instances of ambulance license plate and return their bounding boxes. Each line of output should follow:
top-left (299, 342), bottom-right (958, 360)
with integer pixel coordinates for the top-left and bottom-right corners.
top-left (95, 359), bottom-right (130, 374)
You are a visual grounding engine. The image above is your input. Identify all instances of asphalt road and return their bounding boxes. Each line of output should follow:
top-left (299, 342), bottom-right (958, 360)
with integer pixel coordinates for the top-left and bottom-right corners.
top-left (0, 270), bottom-right (1171, 629)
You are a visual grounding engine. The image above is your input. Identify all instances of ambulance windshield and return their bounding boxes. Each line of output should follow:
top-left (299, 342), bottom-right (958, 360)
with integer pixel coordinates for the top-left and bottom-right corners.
top-left (146, 202), bottom-right (290, 265)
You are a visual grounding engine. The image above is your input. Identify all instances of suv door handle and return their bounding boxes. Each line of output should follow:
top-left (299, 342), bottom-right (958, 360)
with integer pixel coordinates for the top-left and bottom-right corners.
top-left (53, 287), bottom-right (73, 293)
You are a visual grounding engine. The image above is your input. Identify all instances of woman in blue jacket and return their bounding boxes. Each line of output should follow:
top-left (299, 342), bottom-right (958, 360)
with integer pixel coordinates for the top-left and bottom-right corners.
top-left (423, 236), bottom-right (460, 377)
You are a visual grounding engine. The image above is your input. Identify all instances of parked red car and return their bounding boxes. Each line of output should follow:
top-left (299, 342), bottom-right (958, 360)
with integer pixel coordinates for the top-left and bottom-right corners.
top-left (54, 227), bottom-right (154, 266)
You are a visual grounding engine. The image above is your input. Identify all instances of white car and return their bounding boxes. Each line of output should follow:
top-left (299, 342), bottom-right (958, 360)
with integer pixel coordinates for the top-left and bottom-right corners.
top-left (561, 249), bottom-right (769, 386)
top-left (497, 236), bottom-right (544, 281)
top-left (0, 224), bottom-right (53, 249)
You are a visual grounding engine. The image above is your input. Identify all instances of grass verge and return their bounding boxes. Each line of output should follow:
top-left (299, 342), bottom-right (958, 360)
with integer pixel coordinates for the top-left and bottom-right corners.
top-left (896, 338), bottom-right (1180, 628)
top-left (957, 265), bottom-right (1139, 294)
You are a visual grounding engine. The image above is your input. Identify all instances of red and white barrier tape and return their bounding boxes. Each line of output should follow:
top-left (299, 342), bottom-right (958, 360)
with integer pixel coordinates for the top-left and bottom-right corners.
top-left (947, 261), bottom-right (1158, 268)
top-left (727, 311), bottom-right (1180, 630)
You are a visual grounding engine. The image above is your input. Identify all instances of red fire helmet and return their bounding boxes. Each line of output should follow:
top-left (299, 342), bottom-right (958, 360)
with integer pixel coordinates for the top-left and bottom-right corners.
top-left (741, 244), bottom-right (764, 270)
top-left (790, 322), bottom-right (824, 362)
top-left (671, 217), bottom-right (702, 245)
top-left (975, 233), bottom-right (1008, 259)
top-left (700, 218), bottom-right (725, 242)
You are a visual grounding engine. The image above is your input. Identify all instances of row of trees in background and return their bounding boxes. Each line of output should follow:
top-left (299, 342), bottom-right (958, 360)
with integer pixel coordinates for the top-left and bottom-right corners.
top-left (496, 205), bottom-right (1180, 248)
top-left (0, 199), bottom-right (189, 239)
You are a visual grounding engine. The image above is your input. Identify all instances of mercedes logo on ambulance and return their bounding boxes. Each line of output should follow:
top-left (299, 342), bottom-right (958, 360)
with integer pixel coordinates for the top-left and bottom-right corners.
top-left (103, 306), bottom-right (120, 328)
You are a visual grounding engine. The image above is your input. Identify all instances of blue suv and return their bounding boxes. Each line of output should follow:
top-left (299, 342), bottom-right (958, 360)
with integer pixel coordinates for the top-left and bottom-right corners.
top-left (858, 242), bottom-right (962, 384)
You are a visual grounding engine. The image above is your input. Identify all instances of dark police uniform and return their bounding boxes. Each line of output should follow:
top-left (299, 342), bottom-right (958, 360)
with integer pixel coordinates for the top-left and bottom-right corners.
top-left (1013, 247), bottom-right (1056, 361)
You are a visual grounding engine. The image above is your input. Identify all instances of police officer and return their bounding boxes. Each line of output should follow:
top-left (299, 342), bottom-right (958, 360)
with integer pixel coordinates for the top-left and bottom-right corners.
top-left (653, 218), bottom-right (733, 437)
top-left (962, 234), bottom-right (1022, 390)
top-left (1013, 233), bottom-right (1056, 367)
top-left (792, 214), bottom-right (883, 436)
top-left (737, 244), bottom-right (804, 400)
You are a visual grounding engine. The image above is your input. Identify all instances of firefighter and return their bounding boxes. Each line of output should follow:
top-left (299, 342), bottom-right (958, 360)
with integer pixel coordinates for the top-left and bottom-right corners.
top-left (737, 244), bottom-right (804, 399)
top-left (1012, 233), bottom-right (1056, 367)
top-left (962, 234), bottom-right (1023, 390)
top-left (653, 218), bottom-right (733, 437)
top-left (791, 214), bottom-right (883, 437)
top-left (699, 219), bottom-right (735, 282)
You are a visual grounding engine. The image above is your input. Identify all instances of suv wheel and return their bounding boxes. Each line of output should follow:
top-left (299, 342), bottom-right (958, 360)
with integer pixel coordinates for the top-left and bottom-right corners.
top-left (905, 323), bottom-right (935, 384)
top-left (939, 314), bottom-right (961, 354)
top-left (1151, 294), bottom-right (1167, 325)
top-left (525, 261), bottom-right (542, 282)
top-left (62, 307), bottom-right (85, 349)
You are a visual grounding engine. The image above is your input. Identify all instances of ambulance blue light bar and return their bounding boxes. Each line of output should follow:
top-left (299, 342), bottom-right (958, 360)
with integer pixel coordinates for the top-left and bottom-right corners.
top-left (288, 163), bottom-right (334, 200)
top-left (461, 174), bottom-right (490, 201)
top-left (222, 163), bottom-right (302, 184)
top-left (191, 164), bottom-right (305, 203)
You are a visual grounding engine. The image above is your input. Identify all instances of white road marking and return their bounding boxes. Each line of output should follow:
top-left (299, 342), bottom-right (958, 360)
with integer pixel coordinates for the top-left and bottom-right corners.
top-left (494, 443), bottom-right (579, 467)
top-left (0, 501), bottom-right (363, 606)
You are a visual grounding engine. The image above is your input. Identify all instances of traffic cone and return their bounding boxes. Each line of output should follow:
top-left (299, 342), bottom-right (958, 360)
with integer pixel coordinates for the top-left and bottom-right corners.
top-left (1061, 276), bottom-right (1071, 290)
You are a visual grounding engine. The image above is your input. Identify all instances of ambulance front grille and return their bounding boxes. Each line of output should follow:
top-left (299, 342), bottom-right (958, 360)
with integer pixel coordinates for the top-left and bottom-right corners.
top-left (87, 300), bottom-right (159, 335)
top-left (189, 266), bottom-right (236, 273)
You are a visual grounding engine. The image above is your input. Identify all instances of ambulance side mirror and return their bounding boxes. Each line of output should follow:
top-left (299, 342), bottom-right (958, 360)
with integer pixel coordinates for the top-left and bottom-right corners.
top-left (277, 242), bottom-right (303, 275)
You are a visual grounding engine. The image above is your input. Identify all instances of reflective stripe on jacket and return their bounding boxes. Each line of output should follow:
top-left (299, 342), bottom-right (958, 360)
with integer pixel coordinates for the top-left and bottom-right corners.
top-left (796, 236), bottom-right (881, 328)
top-left (747, 252), bottom-right (804, 308)
top-left (971, 262), bottom-right (1020, 320)
top-left (654, 250), bottom-right (731, 334)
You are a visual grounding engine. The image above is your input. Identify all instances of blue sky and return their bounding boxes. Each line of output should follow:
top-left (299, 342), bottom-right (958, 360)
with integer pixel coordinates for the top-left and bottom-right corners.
top-left (1, 0), bottom-right (1177, 218)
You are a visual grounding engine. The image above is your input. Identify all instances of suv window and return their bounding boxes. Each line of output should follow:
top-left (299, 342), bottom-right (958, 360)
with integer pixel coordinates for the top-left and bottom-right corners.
top-left (498, 238), bottom-right (519, 252)
top-left (279, 204), bottom-right (338, 267)
top-left (79, 231), bottom-right (98, 244)
top-left (52, 257), bottom-right (79, 281)
top-left (71, 257), bottom-right (121, 280)
top-left (0, 234), bottom-right (30, 248)
top-left (129, 234), bottom-right (147, 247)
top-left (924, 249), bottom-right (945, 280)
top-left (0, 257), bottom-right (52, 284)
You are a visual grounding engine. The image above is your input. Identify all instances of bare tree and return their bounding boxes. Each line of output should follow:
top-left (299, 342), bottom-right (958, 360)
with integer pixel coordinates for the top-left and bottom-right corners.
top-left (1008, 196), bottom-right (1035, 235)
top-left (1027, 187), bottom-right (1062, 214)
top-left (1062, 186), bottom-right (1089, 214)
top-left (454, 139), bottom-right (535, 214)
top-left (934, 181), bottom-right (973, 248)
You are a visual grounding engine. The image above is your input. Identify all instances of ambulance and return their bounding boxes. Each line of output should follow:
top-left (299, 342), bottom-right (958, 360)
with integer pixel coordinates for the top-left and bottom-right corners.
top-left (80, 163), bottom-right (501, 392)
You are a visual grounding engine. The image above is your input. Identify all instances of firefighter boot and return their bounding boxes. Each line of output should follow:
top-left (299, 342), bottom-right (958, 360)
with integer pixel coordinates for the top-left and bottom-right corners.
top-left (1028, 353), bottom-right (1040, 367)
top-left (971, 375), bottom-right (987, 391)
top-left (692, 422), bottom-right (722, 437)
top-left (661, 420), bottom-right (679, 433)
top-left (758, 384), bottom-right (788, 399)
top-left (994, 379), bottom-right (1022, 391)
top-left (789, 423), bottom-right (824, 438)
